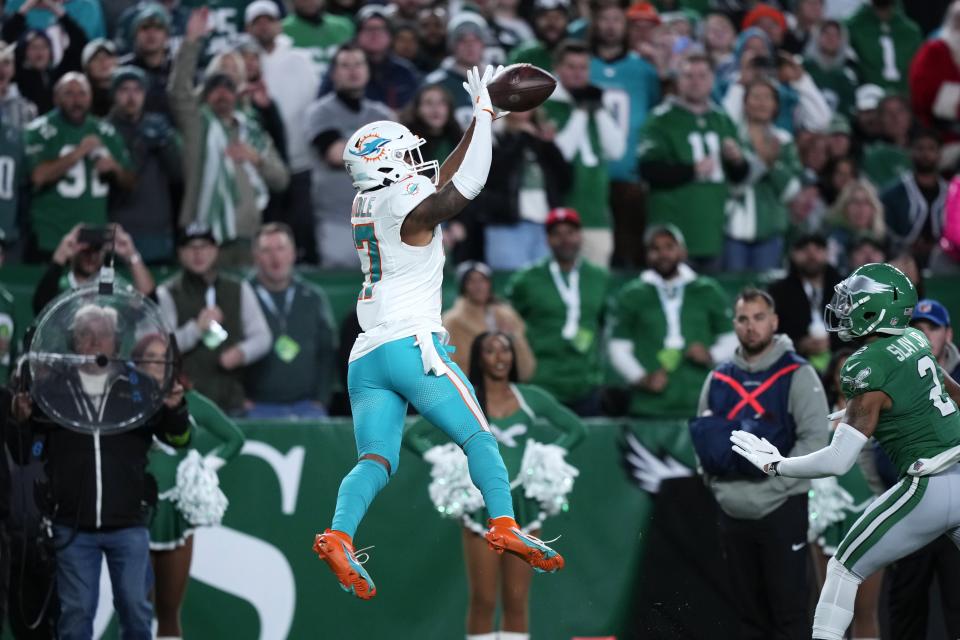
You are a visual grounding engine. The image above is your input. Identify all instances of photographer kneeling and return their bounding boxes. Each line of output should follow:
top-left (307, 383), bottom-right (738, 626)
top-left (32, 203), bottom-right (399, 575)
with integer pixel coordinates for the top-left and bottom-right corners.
top-left (10, 304), bottom-right (191, 640)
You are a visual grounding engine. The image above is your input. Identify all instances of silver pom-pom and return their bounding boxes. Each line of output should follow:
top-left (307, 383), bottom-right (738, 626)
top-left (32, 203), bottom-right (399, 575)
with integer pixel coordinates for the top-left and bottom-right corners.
top-left (518, 441), bottom-right (579, 516)
top-left (423, 444), bottom-right (484, 519)
top-left (169, 450), bottom-right (229, 526)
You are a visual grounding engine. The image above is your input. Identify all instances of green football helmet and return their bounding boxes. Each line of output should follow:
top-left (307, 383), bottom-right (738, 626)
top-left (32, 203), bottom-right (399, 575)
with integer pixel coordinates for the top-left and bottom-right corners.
top-left (824, 263), bottom-right (917, 341)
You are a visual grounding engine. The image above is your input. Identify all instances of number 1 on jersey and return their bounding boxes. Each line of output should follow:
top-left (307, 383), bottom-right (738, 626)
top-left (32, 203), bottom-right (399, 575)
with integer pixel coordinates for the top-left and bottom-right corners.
top-left (918, 355), bottom-right (958, 417)
top-left (353, 222), bottom-right (382, 300)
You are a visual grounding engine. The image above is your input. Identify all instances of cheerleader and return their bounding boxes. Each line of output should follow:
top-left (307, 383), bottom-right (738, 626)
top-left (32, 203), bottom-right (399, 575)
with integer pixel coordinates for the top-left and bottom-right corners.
top-left (405, 332), bottom-right (585, 640)
top-left (134, 334), bottom-right (245, 640)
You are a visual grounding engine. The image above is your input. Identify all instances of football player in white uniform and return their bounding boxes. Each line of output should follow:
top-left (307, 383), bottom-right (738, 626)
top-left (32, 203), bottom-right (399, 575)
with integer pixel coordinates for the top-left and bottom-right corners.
top-left (313, 66), bottom-right (565, 601)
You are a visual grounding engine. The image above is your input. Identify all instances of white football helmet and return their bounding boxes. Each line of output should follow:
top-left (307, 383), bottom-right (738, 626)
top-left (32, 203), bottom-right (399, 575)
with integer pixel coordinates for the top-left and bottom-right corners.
top-left (342, 120), bottom-right (439, 192)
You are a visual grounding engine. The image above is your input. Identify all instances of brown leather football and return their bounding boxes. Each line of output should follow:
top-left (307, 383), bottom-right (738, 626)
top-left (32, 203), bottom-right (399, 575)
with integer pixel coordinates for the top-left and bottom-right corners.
top-left (488, 64), bottom-right (557, 113)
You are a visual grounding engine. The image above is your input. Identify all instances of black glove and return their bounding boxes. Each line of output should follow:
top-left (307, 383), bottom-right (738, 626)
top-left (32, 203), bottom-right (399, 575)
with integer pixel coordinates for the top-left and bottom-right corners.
top-left (570, 85), bottom-right (604, 111)
top-left (139, 113), bottom-right (174, 149)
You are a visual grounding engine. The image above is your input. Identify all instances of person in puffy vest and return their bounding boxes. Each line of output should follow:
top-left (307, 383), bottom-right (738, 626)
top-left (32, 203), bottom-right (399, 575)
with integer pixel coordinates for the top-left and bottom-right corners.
top-left (693, 287), bottom-right (828, 640)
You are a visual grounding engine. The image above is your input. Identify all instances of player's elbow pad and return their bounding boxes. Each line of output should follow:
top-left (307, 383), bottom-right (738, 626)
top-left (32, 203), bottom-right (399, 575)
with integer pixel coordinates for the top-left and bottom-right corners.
top-left (451, 172), bottom-right (485, 200)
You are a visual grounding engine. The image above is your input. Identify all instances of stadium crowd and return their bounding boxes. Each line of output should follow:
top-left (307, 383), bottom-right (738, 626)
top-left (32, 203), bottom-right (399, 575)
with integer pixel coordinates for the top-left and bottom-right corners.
top-left (0, 0), bottom-right (958, 637)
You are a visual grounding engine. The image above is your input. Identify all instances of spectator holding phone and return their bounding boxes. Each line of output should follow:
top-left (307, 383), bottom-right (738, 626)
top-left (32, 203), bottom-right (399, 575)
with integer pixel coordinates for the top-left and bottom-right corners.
top-left (32, 223), bottom-right (155, 314)
top-left (23, 73), bottom-right (134, 262)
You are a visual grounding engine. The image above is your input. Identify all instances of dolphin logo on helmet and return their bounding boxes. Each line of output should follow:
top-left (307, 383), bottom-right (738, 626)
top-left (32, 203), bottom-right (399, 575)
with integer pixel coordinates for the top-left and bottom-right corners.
top-left (343, 120), bottom-right (440, 192)
top-left (350, 135), bottom-right (392, 161)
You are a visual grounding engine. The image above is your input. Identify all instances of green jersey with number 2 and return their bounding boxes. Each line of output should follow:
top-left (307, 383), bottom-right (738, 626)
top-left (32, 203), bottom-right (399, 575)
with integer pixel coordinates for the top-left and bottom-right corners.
top-left (841, 327), bottom-right (960, 476)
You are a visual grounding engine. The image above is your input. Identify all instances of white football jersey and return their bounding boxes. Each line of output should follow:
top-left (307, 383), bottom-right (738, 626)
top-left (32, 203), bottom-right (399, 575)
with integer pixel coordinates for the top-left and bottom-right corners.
top-left (348, 174), bottom-right (447, 362)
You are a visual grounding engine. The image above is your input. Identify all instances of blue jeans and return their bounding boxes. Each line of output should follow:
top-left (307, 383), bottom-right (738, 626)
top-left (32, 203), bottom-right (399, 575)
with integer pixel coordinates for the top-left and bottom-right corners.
top-left (484, 221), bottom-right (549, 271)
top-left (722, 236), bottom-right (785, 272)
top-left (245, 399), bottom-right (329, 419)
top-left (54, 525), bottom-right (153, 640)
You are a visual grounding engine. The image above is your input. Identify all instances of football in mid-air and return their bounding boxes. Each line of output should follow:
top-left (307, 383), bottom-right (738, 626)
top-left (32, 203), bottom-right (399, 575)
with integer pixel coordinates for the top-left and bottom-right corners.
top-left (488, 64), bottom-right (557, 113)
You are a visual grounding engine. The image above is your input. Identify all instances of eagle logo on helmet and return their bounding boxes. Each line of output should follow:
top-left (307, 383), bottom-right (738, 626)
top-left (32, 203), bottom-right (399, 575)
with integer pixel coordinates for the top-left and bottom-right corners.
top-left (846, 276), bottom-right (892, 295)
top-left (350, 134), bottom-right (391, 162)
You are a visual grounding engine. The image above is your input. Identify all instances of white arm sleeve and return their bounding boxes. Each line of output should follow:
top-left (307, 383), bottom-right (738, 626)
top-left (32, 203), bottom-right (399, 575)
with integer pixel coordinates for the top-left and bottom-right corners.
top-left (451, 112), bottom-right (493, 200)
top-left (777, 423), bottom-right (868, 479)
top-left (608, 338), bottom-right (646, 384)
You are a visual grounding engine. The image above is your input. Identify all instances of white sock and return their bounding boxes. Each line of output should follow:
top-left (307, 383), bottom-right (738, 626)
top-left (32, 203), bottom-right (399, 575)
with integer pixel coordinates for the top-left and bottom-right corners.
top-left (498, 633), bottom-right (530, 640)
top-left (466, 634), bottom-right (497, 640)
top-left (813, 557), bottom-right (862, 640)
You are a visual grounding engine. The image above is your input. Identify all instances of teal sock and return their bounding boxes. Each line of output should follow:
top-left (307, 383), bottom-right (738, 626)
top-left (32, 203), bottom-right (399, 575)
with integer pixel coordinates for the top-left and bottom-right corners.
top-left (331, 459), bottom-right (389, 538)
top-left (463, 432), bottom-right (515, 520)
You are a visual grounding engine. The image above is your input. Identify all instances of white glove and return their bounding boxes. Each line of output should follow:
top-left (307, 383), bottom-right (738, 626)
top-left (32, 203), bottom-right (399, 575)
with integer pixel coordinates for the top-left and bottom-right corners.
top-left (203, 454), bottom-right (226, 472)
top-left (462, 65), bottom-right (502, 119)
top-left (730, 430), bottom-right (784, 476)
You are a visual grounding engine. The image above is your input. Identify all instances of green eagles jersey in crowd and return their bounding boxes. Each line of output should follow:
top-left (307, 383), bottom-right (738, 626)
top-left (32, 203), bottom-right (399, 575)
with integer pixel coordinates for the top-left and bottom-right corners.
top-left (639, 100), bottom-right (742, 258)
top-left (610, 270), bottom-right (731, 417)
top-left (841, 327), bottom-right (960, 476)
top-left (845, 4), bottom-right (922, 95)
top-left (24, 110), bottom-right (132, 253)
top-left (506, 258), bottom-right (611, 404)
top-left (0, 123), bottom-right (24, 244)
top-left (542, 97), bottom-right (613, 229)
top-left (282, 11), bottom-right (355, 74)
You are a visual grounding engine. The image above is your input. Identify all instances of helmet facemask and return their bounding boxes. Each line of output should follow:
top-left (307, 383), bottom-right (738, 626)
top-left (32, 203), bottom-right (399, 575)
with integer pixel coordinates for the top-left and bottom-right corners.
top-left (824, 282), bottom-right (856, 341)
top-left (399, 139), bottom-right (439, 186)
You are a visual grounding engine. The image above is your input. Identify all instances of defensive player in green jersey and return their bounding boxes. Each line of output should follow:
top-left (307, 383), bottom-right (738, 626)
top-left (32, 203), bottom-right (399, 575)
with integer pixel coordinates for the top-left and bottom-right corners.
top-left (24, 73), bottom-right (133, 255)
top-left (730, 263), bottom-right (960, 640)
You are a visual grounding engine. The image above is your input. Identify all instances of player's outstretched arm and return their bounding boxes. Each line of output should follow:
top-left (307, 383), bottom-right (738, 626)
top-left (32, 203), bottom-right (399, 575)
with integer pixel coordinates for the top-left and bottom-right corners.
top-left (401, 66), bottom-right (497, 245)
top-left (437, 119), bottom-right (475, 188)
top-left (731, 391), bottom-right (886, 479)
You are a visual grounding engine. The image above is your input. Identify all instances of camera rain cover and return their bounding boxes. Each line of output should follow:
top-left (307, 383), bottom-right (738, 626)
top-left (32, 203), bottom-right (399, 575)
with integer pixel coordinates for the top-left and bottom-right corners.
top-left (28, 285), bottom-right (175, 434)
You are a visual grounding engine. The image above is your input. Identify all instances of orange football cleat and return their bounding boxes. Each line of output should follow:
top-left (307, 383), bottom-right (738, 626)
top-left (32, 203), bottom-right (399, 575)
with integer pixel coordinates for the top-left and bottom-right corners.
top-left (484, 516), bottom-right (565, 573)
top-left (313, 529), bottom-right (377, 600)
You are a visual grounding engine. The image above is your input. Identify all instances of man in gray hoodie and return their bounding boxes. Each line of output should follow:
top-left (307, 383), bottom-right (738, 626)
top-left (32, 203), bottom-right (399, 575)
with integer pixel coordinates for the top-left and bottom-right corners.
top-left (697, 288), bottom-right (829, 640)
